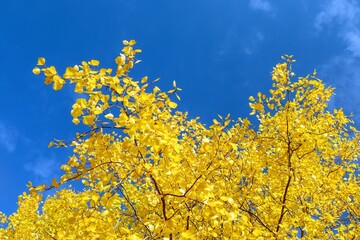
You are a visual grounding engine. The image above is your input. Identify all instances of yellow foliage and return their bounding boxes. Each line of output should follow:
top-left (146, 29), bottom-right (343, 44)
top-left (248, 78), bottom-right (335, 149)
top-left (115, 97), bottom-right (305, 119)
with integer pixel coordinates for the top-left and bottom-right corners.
top-left (1, 44), bottom-right (359, 239)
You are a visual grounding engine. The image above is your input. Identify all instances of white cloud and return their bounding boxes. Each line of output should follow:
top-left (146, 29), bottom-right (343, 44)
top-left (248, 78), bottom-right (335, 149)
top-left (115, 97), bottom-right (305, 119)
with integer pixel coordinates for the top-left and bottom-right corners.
top-left (315, 0), bottom-right (360, 57)
top-left (315, 0), bottom-right (358, 27)
top-left (315, 0), bottom-right (360, 120)
top-left (24, 157), bottom-right (58, 179)
top-left (249, 0), bottom-right (273, 13)
top-left (243, 31), bottom-right (265, 55)
top-left (244, 47), bottom-right (253, 55)
top-left (319, 55), bottom-right (360, 118)
top-left (345, 30), bottom-right (360, 56)
top-left (0, 122), bottom-right (18, 152)
top-left (256, 31), bottom-right (264, 41)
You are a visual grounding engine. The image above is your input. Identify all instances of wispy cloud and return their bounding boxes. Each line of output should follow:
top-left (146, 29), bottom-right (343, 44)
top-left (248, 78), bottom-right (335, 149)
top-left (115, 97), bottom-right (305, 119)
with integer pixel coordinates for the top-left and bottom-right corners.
top-left (315, 0), bottom-right (360, 119)
top-left (216, 27), bottom-right (265, 57)
top-left (315, 0), bottom-right (360, 57)
top-left (0, 121), bottom-right (18, 153)
top-left (249, 0), bottom-right (273, 14)
top-left (319, 55), bottom-right (360, 116)
top-left (24, 157), bottom-right (59, 180)
top-left (243, 31), bottom-right (264, 55)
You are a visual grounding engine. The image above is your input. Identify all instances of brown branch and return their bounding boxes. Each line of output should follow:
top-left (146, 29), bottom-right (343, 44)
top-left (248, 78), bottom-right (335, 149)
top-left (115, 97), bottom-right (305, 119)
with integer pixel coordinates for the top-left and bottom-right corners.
top-left (40, 225), bottom-right (58, 240)
top-left (277, 105), bottom-right (293, 234)
top-left (186, 216), bottom-right (190, 230)
top-left (116, 185), bottom-right (139, 221)
top-left (150, 174), bottom-right (168, 221)
top-left (276, 175), bottom-right (291, 233)
top-left (44, 160), bottom-right (124, 191)
top-left (167, 209), bottom-right (180, 220)
top-left (150, 174), bottom-right (162, 195)
top-left (240, 207), bottom-right (275, 235)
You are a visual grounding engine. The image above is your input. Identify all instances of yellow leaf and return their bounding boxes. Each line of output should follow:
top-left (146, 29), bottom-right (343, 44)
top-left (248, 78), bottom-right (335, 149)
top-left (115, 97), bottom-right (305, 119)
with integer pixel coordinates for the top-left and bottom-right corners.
top-left (350, 126), bottom-right (358, 132)
top-left (32, 67), bottom-right (41, 75)
top-left (129, 40), bottom-right (136, 46)
top-left (213, 119), bottom-right (220, 125)
top-left (94, 107), bottom-right (103, 115)
top-left (129, 117), bottom-right (136, 124)
top-left (49, 66), bottom-right (57, 75)
top-left (128, 234), bottom-right (142, 240)
top-left (202, 137), bottom-right (210, 143)
top-left (267, 103), bottom-right (274, 110)
top-left (29, 187), bottom-right (37, 196)
top-left (253, 228), bottom-right (262, 236)
top-left (87, 223), bottom-right (96, 232)
top-left (36, 184), bottom-right (46, 191)
top-left (48, 141), bottom-right (54, 148)
top-left (72, 118), bottom-right (80, 125)
top-left (168, 102), bottom-right (177, 108)
top-left (52, 81), bottom-right (63, 91)
top-left (123, 77), bottom-right (131, 84)
top-left (83, 115), bottom-right (95, 125)
top-left (57, 230), bottom-right (65, 238)
top-left (181, 230), bottom-right (194, 239)
top-left (51, 178), bottom-right (59, 188)
top-left (105, 113), bottom-right (114, 120)
top-left (44, 77), bottom-right (52, 85)
top-left (144, 163), bottom-right (152, 170)
top-left (61, 164), bottom-right (71, 172)
top-left (89, 59), bottom-right (100, 66)
top-left (37, 57), bottom-right (46, 66)
top-left (220, 196), bottom-right (229, 201)
top-left (119, 227), bottom-right (131, 234)
top-left (141, 76), bottom-right (148, 83)
top-left (230, 143), bottom-right (237, 151)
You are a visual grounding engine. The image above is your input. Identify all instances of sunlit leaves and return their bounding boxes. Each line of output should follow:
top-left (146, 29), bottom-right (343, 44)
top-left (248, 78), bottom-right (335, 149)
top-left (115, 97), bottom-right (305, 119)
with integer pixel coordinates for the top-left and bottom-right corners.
top-left (48, 141), bottom-right (54, 148)
top-left (37, 57), bottom-right (46, 66)
top-left (168, 101), bottom-right (177, 108)
top-left (89, 59), bottom-right (99, 66)
top-left (51, 178), bottom-right (60, 188)
top-left (104, 113), bottom-right (114, 120)
top-left (32, 67), bottom-right (40, 75)
top-left (1, 47), bottom-right (359, 239)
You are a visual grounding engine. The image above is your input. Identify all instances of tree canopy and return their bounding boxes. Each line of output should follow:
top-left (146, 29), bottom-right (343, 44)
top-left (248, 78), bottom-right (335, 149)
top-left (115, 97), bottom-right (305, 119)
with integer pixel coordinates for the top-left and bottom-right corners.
top-left (0, 41), bottom-right (359, 239)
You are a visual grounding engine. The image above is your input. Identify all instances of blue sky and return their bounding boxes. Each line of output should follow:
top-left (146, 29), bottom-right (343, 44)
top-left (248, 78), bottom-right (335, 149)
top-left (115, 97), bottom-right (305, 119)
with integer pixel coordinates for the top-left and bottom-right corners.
top-left (1, 0), bottom-right (360, 215)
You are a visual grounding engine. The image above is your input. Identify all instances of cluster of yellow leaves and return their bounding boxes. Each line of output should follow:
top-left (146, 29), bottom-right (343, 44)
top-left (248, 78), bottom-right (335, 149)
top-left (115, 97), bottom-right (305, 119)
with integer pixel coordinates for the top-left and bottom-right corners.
top-left (1, 44), bottom-right (359, 239)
